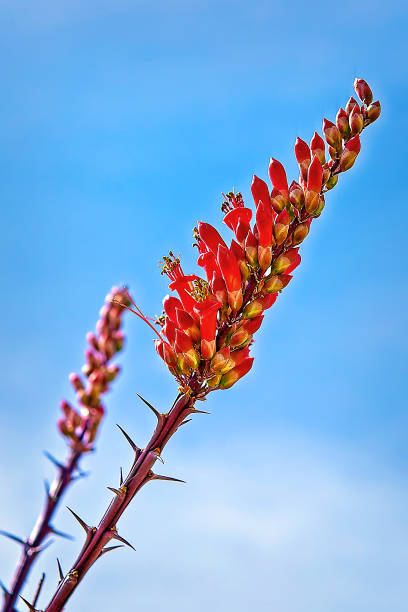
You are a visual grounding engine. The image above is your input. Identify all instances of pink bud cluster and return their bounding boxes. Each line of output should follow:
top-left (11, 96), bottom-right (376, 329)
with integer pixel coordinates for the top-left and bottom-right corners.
top-left (57, 287), bottom-right (130, 449)
top-left (126, 79), bottom-right (380, 398)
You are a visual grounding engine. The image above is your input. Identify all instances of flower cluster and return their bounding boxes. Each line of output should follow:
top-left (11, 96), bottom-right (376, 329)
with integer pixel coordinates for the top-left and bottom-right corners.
top-left (126, 79), bottom-right (380, 399)
top-left (57, 286), bottom-right (130, 450)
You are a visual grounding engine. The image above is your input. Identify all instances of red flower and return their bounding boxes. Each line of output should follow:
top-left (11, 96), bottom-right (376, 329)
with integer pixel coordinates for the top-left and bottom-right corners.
top-left (217, 244), bottom-right (243, 311)
top-left (310, 132), bottom-right (325, 165)
top-left (294, 137), bottom-right (311, 180)
top-left (198, 221), bottom-right (227, 255)
top-left (268, 158), bottom-right (289, 194)
top-left (194, 298), bottom-right (221, 359)
top-left (251, 174), bottom-right (271, 208)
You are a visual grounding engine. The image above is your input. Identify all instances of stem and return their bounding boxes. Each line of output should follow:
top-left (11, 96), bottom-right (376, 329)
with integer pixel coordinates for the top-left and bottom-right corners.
top-left (2, 437), bottom-right (89, 612)
top-left (45, 392), bottom-right (195, 611)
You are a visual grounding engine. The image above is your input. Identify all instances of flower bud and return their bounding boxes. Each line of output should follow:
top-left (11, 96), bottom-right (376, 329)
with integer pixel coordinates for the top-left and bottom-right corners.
top-left (251, 174), bottom-right (271, 208)
top-left (268, 158), bottom-right (289, 193)
top-left (292, 219), bottom-right (311, 245)
top-left (345, 96), bottom-right (359, 115)
top-left (336, 108), bottom-right (350, 139)
top-left (325, 174), bottom-right (338, 190)
top-left (339, 134), bottom-right (361, 171)
top-left (69, 372), bottom-right (84, 392)
top-left (273, 207), bottom-right (291, 246)
top-left (243, 315), bottom-right (264, 334)
top-left (229, 326), bottom-right (250, 348)
top-left (294, 137), bottom-right (311, 181)
top-left (354, 78), bottom-right (373, 105)
top-left (289, 181), bottom-right (305, 209)
top-left (323, 119), bottom-right (341, 150)
top-left (245, 230), bottom-right (258, 267)
top-left (270, 188), bottom-right (289, 213)
top-left (217, 244), bottom-right (243, 311)
top-left (271, 248), bottom-right (301, 275)
top-left (210, 346), bottom-right (232, 372)
top-left (176, 308), bottom-right (201, 343)
top-left (263, 273), bottom-right (292, 293)
top-left (177, 354), bottom-right (192, 376)
top-left (230, 239), bottom-right (250, 282)
top-left (229, 346), bottom-right (250, 368)
top-left (256, 200), bottom-right (274, 270)
top-left (312, 195), bottom-right (325, 217)
top-left (162, 317), bottom-right (176, 346)
top-left (207, 372), bottom-right (222, 388)
top-left (219, 358), bottom-right (254, 389)
top-left (349, 105), bottom-right (364, 134)
top-left (366, 101), bottom-right (381, 123)
top-left (242, 293), bottom-right (277, 319)
top-left (310, 132), bottom-right (325, 165)
top-left (328, 145), bottom-right (338, 161)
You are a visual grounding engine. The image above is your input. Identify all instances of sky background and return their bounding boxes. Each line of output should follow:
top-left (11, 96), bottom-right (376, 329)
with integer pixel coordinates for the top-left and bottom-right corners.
top-left (0, 1), bottom-right (407, 610)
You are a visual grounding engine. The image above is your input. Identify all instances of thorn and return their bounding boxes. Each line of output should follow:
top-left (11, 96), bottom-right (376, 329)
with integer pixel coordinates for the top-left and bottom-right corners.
top-left (151, 473), bottom-right (186, 483)
top-left (152, 448), bottom-right (164, 464)
top-left (136, 393), bottom-right (163, 422)
top-left (119, 467), bottom-right (123, 486)
top-left (110, 531), bottom-right (136, 551)
top-left (32, 572), bottom-right (45, 608)
top-left (43, 480), bottom-right (50, 497)
top-left (192, 409), bottom-right (211, 415)
top-left (116, 424), bottom-right (141, 455)
top-left (179, 418), bottom-right (192, 426)
top-left (49, 525), bottom-right (74, 541)
top-left (99, 545), bottom-right (124, 557)
top-left (66, 507), bottom-right (91, 534)
top-left (19, 595), bottom-right (40, 611)
top-left (43, 451), bottom-right (64, 470)
top-left (56, 558), bottom-right (64, 582)
top-left (107, 486), bottom-right (122, 496)
top-left (0, 530), bottom-right (25, 547)
top-left (0, 579), bottom-right (9, 597)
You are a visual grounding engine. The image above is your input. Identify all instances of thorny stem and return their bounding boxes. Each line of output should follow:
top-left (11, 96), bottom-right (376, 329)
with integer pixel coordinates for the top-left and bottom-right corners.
top-left (2, 433), bottom-right (90, 612)
top-left (44, 393), bottom-right (195, 611)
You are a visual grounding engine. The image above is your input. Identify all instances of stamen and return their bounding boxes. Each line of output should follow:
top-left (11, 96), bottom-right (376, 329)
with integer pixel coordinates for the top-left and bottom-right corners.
top-left (189, 278), bottom-right (211, 303)
top-left (159, 251), bottom-right (184, 281)
top-left (221, 189), bottom-right (244, 213)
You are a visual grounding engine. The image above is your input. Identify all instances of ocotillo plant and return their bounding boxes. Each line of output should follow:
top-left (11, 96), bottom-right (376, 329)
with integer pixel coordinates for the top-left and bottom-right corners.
top-left (0, 287), bottom-right (129, 612)
top-left (3, 78), bottom-right (380, 611)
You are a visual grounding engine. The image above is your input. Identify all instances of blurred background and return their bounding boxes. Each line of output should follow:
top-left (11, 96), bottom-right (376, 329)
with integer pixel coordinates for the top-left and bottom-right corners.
top-left (0, 1), bottom-right (407, 610)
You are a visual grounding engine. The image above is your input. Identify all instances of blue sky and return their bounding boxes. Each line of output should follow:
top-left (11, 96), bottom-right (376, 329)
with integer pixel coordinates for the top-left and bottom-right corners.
top-left (0, 1), bottom-right (407, 610)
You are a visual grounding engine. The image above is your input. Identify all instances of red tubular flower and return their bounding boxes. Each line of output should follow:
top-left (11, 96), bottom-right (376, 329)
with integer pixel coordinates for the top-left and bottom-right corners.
top-left (219, 357), bottom-right (254, 389)
top-left (292, 219), bottom-right (312, 245)
top-left (175, 308), bottom-right (201, 343)
top-left (263, 273), bottom-right (292, 293)
top-left (269, 158), bottom-right (289, 193)
top-left (323, 118), bottom-right (342, 150)
top-left (336, 108), bottom-right (350, 138)
top-left (245, 229), bottom-right (258, 267)
top-left (162, 318), bottom-right (176, 346)
top-left (354, 78), bottom-right (373, 105)
top-left (305, 156), bottom-right (323, 214)
top-left (163, 295), bottom-right (184, 324)
top-left (162, 341), bottom-right (178, 369)
top-left (243, 315), bottom-right (264, 334)
top-left (198, 221), bottom-right (227, 256)
top-left (197, 251), bottom-right (219, 283)
top-left (271, 248), bottom-right (301, 275)
top-left (273, 207), bottom-right (291, 246)
top-left (366, 101), bottom-right (381, 123)
top-left (230, 239), bottom-right (250, 282)
top-left (194, 298), bottom-right (221, 359)
top-left (294, 137), bottom-right (311, 181)
top-left (255, 200), bottom-right (274, 270)
top-left (211, 270), bottom-right (228, 306)
top-left (340, 134), bottom-right (361, 171)
top-left (223, 207), bottom-right (252, 244)
top-left (217, 244), bottom-right (243, 311)
top-left (310, 132), bottom-right (326, 165)
top-left (251, 174), bottom-right (271, 208)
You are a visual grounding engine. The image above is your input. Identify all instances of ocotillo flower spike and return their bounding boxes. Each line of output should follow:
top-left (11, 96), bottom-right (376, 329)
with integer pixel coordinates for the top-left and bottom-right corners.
top-left (118, 79), bottom-right (380, 398)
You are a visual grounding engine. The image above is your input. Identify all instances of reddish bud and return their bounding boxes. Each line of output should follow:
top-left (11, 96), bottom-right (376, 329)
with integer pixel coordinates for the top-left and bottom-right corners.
top-left (230, 239), bottom-right (250, 282)
top-left (162, 317), bottom-right (176, 346)
top-left (270, 188), bottom-right (288, 213)
top-left (176, 308), bottom-right (201, 343)
top-left (366, 101), bottom-right (381, 123)
top-left (274, 207), bottom-right (291, 246)
top-left (289, 181), bottom-right (305, 209)
top-left (268, 158), bottom-right (289, 194)
top-left (307, 156), bottom-right (323, 193)
top-left (251, 175), bottom-right (271, 208)
top-left (219, 358), bottom-right (254, 389)
top-left (194, 299), bottom-right (221, 359)
top-left (210, 346), bottom-right (232, 372)
top-left (242, 293), bottom-right (277, 319)
top-left (345, 96), bottom-right (359, 115)
top-left (312, 195), bottom-right (325, 217)
top-left (162, 342), bottom-right (178, 368)
top-left (336, 108), bottom-right (350, 139)
top-left (310, 132), bottom-right (325, 165)
top-left (243, 315), bottom-right (264, 334)
top-left (323, 119), bottom-right (341, 150)
top-left (245, 230), bottom-right (258, 267)
top-left (230, 346), bottom-right (250, 368)
top-left (198, 222), bottom-right (227, 256)
top-left (174, 329), bottom-right (193, 354)
top-left (69, 373), bottom-right (84, 392)
top-left (256, 200), bottom-right (274, 270)
top-left (349, 105), bottom-right (364, 134)
top-left (271, 248), bottom-right (301, 275)
top-left (354, 78), bottom-right (373, 106)
top-left (263, 273), bottom-right (292, 293)
top-left (211, 271), bottom-right (228, 306)
top-left (292, 219), bottom-right (311, 245)
top-left (229, 326), bottom-right (249, 348)
top-left (217, 244), bottom-right (243, 311)
top-left (294, 137), bottom-right (311, 180)
top-left (325, 174), bottom-right (338, 190)
top-left (340, 134), bottom-right (361, 171)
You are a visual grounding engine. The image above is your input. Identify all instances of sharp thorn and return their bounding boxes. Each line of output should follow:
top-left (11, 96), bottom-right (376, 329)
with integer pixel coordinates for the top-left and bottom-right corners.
top-left (66, 507), bottom-right (91, 534)
top-left (32, 572), bottom-right (45, 607)
top-left (119, 467), bottom-right (123, 486)
top-left (99, 545), bottom-right (124, 557)
top-left (107, 487), bottom-right (122, 496)
top-left (43, 451), bottom-right (64, 470)
top-left (116, 424), bottom-right (141, 454)
top-left (180, 418), bottom-right (192, 426)
top-left (49, 525), bottom-right (74, 541)
top-left (56, 558), bottom-right (64, 582)
top-left (0, 579), bottom-right (10, 596)
top-left (151, 473), bottom-right (186, 483)
top-left (43, 480), bottom-right (50, 497)
top-left (111, 533), bottom-right (136, 551)
top-left (153, 450), bottom-right (164, 464)
top-left (0, 530), bottom-right (26, 546)
top-left (136, 393), bottom-right (162, 421)
top-left (192, 409), bottom-right (211, 415)
top-left (19, 595), bottom-right (40, 611)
